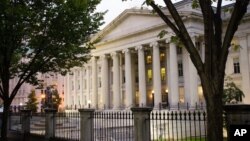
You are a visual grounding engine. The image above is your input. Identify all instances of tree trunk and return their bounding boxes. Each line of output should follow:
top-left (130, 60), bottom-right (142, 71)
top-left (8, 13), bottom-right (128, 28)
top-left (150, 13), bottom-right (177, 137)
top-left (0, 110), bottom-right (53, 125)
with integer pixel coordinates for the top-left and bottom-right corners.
top-left (206, 90), bottom-right (224, 141)
top-left (1, 100), bottom-right (11, 141)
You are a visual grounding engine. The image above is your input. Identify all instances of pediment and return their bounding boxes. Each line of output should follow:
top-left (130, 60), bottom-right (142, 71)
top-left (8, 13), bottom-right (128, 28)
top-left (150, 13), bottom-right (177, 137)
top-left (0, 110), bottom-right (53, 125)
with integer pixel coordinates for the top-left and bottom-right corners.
top-left (92, 9), bottom-right (165, 43)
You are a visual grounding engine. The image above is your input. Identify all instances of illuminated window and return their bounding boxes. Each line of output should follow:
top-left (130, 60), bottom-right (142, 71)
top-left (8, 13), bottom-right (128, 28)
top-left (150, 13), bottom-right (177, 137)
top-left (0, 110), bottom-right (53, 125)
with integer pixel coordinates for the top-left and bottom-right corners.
top-left (233, 58), bottom-right (240, 74)
top-left (78, 80), bottom-right (80, 90)
top-left (160, 53), bottom-right (165, 61)
top-left (161, 68), bottom-right (166, 80)
top-left (147, 55), bottom-right (152, 64)
top-left (147, 69), bottom-right (152, 82)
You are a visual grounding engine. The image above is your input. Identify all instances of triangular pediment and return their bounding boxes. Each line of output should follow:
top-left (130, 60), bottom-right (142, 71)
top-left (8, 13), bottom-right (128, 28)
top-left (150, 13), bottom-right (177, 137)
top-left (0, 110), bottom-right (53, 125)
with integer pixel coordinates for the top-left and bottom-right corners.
top-left (92, 9), bottom-right (165, 43)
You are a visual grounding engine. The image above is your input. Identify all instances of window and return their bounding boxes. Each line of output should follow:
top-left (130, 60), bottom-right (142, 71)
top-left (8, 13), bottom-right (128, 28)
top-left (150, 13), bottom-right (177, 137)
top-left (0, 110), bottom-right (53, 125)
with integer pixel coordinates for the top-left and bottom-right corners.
top-left (98, 66), bottom-right (101, 73)
top-left (178, 62), bottom-right (183, 77)
top-left (123, 70), bottom-right (125, 83)
top-left (147, 69), bottom-right (152, 82)
top-left (160, 53), bottom-right (165, 61)
top-left (72, 81), bottom-right (74, 90)
top-left (233, 58), bottom-right (240, 74)
top-left (177, 47), bottom-right (182, 54)
top-left (78, 80), bottom-right (80, 90)
top-left (161, 68), bottom-right (166, 81)
top-left (84, 80), bottom-right (87, 89)
top-left (146, 55), bottom-right (152, 64)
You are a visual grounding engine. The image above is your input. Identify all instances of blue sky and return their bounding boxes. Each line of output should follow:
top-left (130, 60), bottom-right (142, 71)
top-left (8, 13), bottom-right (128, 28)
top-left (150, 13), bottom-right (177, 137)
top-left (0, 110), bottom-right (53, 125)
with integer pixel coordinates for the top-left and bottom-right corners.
top-left (96, 0), bottom-right (234, 29)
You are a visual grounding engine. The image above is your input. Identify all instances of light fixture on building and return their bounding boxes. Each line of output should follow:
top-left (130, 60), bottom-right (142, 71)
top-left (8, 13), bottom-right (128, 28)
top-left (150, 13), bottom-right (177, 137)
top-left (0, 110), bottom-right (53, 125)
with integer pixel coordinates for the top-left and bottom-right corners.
top-left (165, 89), bottom-right (168, 93)
top-left (87, 100), bottom-right (91, 108)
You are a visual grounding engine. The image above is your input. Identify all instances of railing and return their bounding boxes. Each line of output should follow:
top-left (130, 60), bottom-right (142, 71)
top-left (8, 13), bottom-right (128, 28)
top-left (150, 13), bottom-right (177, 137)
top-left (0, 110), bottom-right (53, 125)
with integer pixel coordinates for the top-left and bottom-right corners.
top-left (55, 112), bottom-right (80, 141)
top-left (9, 112), bottom-right (22, 132)
top-left (8, 109), bottom-right (208, 141)
top-left (150, 110), bottom-right (207, 141)
top-left (30, 112), bottom-right (46, 136)
top-left (93, 110), bottom-right (134, 141)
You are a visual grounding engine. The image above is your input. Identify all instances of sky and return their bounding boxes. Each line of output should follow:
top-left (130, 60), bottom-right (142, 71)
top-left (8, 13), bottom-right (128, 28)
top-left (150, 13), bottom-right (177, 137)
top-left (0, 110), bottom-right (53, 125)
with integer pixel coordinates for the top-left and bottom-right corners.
top-left (96, 0), bottom-right (234, 29)
top-left (96, 0), bottom-right (170, 29)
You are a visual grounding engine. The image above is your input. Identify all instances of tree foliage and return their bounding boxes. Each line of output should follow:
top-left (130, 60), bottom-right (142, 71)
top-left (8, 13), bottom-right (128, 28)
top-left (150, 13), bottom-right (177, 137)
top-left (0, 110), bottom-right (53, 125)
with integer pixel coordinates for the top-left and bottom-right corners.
top-left (223, 77), bottom-right (245, 104)
top-left (0, 0), bottom-right (104, 139)
top-left (52, 89), bottom-right (62, 110)
top-left (25, 90), bottom-right (39, 113)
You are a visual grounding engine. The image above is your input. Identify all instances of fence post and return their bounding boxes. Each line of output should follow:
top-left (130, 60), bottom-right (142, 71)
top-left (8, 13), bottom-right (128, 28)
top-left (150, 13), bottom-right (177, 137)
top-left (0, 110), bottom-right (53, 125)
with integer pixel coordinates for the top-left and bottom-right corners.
top-left (131, 107), bottom-right (152, 141)
top-left (78, 109), bottom-right (95, 141)
top-left (44, 108), bottom-right (57, 140)
top-left (20, 109), bottom-right (32, 140)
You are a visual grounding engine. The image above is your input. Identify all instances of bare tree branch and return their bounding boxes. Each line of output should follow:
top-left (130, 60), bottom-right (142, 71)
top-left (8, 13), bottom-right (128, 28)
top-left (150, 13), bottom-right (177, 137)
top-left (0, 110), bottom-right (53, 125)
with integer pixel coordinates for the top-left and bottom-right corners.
top-left (162, 0), bottom-right (204, 72)
top-left (220, 0), bottom-right (250, 74)
top-left (149, 1), bottom-right (180, 35)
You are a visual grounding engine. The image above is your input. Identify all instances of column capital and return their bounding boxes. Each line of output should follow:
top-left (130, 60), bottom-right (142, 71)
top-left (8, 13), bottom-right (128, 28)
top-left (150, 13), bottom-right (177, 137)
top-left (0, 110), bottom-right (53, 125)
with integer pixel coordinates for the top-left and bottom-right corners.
top-left (150, 41), bottom-right (159, 48)
top-left (165, 38), bottom-right (171, 44)
top-left (135, 45), bottom-right (144, 51)
top-left (91, 56), bottom-right (97, 60)
top-left (189, 32), bottom-right (199, 38)
top-left (100, 54), bottom-right (107, 59)
top-left (111, 51), bottom-right (119, 57)
top-left (122, 48), bottom-right (130, 53)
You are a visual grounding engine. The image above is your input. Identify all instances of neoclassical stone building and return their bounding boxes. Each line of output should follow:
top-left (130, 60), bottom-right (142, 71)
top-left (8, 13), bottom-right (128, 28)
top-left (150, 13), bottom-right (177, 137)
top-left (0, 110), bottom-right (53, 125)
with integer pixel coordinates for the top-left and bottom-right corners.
top-left (63, 1), bottom-right (250, 110)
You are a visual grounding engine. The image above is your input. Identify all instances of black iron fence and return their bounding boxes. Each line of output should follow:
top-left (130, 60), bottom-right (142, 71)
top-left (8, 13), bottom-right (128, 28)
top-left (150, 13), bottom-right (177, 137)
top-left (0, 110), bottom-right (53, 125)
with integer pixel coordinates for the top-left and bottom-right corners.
top-left (93, 110), bottom-right (134, 141)
top-left (8, 109), bottom-right (209, 141)
top-left (9, 112), bottom-right (22, 132)
top-left (150, 110), bottom-right (207, 141)
top-left (55, 112), bottom-right (80, 141)
top-left (30, 112), bottom-right (46, 136)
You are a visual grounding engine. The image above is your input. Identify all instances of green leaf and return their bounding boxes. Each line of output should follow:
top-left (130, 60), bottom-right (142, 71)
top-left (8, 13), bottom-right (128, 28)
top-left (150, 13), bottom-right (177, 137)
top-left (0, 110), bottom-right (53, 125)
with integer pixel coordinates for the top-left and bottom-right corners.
top-left (157, 30), bottom-right (168, 39)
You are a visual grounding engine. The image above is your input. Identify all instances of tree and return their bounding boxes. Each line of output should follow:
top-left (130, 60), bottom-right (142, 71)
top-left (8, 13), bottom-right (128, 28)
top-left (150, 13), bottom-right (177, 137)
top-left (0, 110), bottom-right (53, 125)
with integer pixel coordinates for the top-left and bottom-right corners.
top-left (223, 77), bottom-right (245, 104)
top-left (52, 88), bottom-right (62, 111)
top-left (123, 0), bottom-right (250, 140)
top-left (25, 90), bottom-right (39, 113)
top-left (0, 0), bottom-right (104, 140)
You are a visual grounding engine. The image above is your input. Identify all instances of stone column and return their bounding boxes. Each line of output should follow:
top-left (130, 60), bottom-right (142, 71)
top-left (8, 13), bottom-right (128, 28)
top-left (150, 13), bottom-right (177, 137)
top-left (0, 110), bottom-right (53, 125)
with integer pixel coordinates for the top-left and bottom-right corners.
top-left (183, 35), bottom-right (198, 109)
top-left (21, 109), bottom-right (31, 138)
top-left (151, 42), bottom-right (162, 108)
top-left (86, 66), bottom-right (91, 107)
top-left (167, 40), bottom-right (179, 109)
top-left (45, 108), bottom-right (57, 140)
top-left (131, 107), bottom-right (153, 141)
top-left (101, 55), bottom-right (109, 109)
top-left (79, 109), bottom-right (95, 141)
top-left (80, 68), bottom-right (83, 107)
top-left (73, 69), bottom-right (77, 106)
top-left (239, 35), bottom-right (250, 103)
top-left (91, 57), bottom-right (98, 108)
top-left (124, 49), bottom-right (133, 108)
top-left (65, 74), bottom-right (70, 108)
top-left (136, 46), bottom-right (147, 107)
top-left (112, 52), bottom-right (121, 109)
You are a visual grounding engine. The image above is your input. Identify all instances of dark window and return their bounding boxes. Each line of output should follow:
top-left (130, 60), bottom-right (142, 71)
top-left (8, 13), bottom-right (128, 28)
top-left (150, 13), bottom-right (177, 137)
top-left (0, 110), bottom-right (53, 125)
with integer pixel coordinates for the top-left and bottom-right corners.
top-left (178, 62), bottom-right (183, 77)
top-left (233, 58), bottom-right (240, 74)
